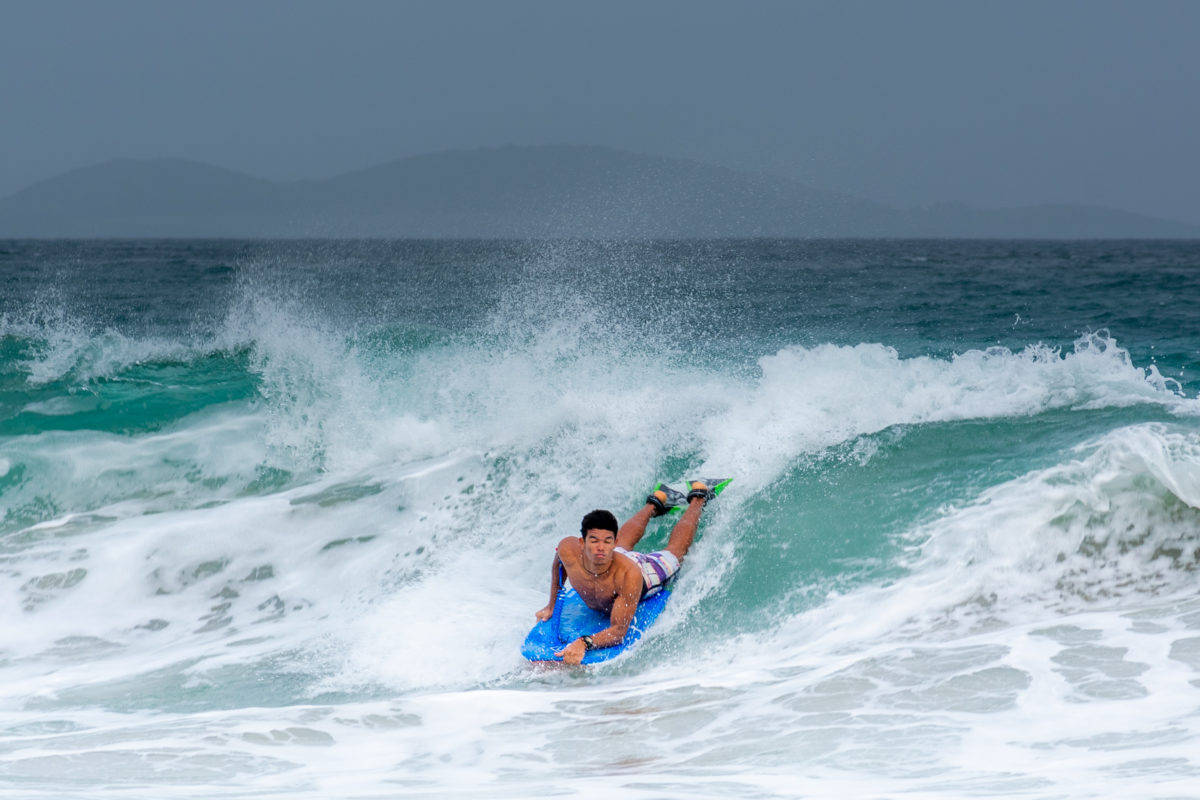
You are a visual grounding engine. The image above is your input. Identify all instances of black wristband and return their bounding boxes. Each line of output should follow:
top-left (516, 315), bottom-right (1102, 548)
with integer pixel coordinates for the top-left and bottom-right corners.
top-left (582, 635), bottom-right (595, 651)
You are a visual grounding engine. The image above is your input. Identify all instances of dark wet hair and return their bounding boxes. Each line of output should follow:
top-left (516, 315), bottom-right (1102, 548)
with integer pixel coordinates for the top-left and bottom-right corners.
top-left (580, 509), bottom-right (619, 537)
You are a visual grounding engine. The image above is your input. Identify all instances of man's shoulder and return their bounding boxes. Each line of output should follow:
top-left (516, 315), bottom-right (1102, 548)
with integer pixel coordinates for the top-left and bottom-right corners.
top-left (556, 536), bottom-right (581, 557)
top-left (613, 552), bottom-right (644, 589)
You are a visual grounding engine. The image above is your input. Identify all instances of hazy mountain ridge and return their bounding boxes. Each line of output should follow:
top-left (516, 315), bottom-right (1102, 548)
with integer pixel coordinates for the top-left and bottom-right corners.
top-left (1, 146), bottom-right (1195, 238)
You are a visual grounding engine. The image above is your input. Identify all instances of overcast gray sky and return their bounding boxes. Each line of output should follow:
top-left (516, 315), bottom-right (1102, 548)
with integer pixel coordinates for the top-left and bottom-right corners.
top-left (3, 0), bottom-right (1197, 223)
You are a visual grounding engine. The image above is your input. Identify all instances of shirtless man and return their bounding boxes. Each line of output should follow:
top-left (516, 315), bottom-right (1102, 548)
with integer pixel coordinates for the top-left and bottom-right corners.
top-left (535, 481), bottom-right (715, 665)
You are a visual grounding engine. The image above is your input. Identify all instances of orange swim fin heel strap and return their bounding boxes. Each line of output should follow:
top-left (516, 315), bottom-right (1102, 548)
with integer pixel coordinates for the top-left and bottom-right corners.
top-left (646, 482), bottom-right (687, 516)
top-left (686, 477), bottom-right (732, 502)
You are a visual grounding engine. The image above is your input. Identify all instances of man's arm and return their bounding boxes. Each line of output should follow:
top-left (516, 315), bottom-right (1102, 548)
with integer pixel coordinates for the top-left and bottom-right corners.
top-left (535, 547), bottom-right (565, 622)
top-left (556, 571), bottom-right (641, 665)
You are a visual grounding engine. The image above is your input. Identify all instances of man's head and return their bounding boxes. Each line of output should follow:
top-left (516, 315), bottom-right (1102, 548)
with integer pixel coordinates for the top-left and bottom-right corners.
top-left (579, 509), bottom-right (619, 569)
top-left (580, 509), bottom-right (618, 538)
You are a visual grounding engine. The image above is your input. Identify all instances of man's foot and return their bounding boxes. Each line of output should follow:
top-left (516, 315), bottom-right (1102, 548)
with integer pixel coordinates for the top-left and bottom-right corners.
top-left (686, 479), bottom-right (726, 503)
top-left (647, 482), bottom-right (687, 516)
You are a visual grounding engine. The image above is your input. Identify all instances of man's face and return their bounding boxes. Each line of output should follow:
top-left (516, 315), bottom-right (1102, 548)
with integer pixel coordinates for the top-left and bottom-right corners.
top-left (582, 528), bottom-right (617, 568)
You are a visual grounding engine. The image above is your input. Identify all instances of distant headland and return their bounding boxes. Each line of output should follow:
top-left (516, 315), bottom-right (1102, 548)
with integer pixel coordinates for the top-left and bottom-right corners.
top-left (1, 145), bottom-right (1196, 239)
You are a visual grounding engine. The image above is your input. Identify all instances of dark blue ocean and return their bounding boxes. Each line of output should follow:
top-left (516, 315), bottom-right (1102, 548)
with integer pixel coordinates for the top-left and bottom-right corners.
top-left (3, 239), bottom-right (1200, 799)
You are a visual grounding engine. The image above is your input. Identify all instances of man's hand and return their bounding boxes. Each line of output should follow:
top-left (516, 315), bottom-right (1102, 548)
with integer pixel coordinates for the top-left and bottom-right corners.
top-left (535, 604), bottom-right (555, 622)
top-left (555, 638), bottom-right (587, 665)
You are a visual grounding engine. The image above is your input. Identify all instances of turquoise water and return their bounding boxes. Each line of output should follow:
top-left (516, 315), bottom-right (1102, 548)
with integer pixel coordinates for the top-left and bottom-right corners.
top-left (2, 239), bottom-right (1200, 798)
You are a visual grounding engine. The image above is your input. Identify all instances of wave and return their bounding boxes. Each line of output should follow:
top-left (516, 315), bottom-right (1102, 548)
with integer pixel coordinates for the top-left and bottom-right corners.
top-left (707, 332), bottom-right (1190, 495)
top-left (4, 286), bottom-right (1191, 518)
top-left (3, 279), bottom-right (1199, 702)
top-left (722, 422), bottom-right (1200, 671)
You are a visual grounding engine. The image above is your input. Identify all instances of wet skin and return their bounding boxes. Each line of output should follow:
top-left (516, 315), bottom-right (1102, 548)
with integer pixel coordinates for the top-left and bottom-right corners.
top-left (536, 493), bottom-right (708, 665)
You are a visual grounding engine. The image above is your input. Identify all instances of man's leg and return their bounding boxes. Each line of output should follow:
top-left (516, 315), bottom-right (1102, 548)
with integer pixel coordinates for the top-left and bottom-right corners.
top-left (616, 503), bottom-right (657, 550)
top-left (663, 497), bottom-right (705, 562)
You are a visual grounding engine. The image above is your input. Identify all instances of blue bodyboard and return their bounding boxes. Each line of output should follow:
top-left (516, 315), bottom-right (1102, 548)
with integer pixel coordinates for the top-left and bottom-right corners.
top-left (521, 587), bottom-right (671, 664)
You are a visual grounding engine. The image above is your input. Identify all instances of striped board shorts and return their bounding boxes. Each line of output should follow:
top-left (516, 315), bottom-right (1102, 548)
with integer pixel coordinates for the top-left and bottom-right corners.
top-left (615, 547), bottom-right (681, 598)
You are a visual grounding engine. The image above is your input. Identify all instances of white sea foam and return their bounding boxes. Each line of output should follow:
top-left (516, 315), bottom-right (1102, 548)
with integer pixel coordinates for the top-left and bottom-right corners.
top-left (0, 408), bottom-right (272, 537)
top-left (706, 333), bottom-right (1194, 494)
top-left (1, 304), bottom-right (198, 388)
top-left (598, 422), bottom-right (1200, 798)
top-left (5, 315), bottom-right (1200, 798)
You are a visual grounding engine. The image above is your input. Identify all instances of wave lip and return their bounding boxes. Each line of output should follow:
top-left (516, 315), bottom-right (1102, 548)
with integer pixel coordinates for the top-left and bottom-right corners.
top-left (705, 332), bottom-right (1193, 494)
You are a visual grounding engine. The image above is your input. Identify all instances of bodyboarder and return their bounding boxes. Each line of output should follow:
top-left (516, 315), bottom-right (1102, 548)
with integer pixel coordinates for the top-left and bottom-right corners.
top-left (535, 481), bottom-right (716, 665)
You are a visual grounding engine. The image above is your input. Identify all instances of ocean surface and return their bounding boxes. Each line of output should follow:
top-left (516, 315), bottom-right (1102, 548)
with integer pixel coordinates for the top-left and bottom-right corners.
top-left (2, 238), bottom-right (1200, 799)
